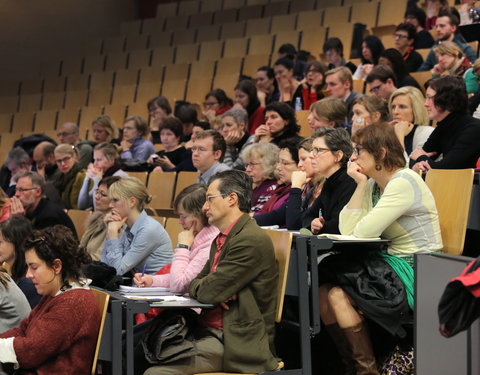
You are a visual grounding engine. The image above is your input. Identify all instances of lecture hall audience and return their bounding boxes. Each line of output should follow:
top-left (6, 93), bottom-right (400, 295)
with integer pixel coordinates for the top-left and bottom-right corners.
top-left (307, 97), bottom-right (348, 132)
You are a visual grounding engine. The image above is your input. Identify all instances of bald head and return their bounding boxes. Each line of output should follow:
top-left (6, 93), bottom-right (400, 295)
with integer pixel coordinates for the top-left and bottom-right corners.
top-left (33, 141), bottom-right (57, 171)
top-left (58, 122), bottom-right (80, 145)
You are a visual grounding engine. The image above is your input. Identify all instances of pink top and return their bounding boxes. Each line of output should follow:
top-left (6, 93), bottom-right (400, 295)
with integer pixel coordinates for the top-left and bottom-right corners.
top-left (151, 225), bottom-right (220, 293)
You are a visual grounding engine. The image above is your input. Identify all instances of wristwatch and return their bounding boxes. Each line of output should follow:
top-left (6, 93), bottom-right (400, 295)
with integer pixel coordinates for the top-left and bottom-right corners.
top-left (176, 243), bottom-right (191, 251)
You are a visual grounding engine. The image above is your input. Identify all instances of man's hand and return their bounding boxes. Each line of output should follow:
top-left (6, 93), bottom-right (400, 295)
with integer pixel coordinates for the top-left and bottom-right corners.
top-left (10, 197), bottom-right (25, 216)
top-left (220, 294), bottom-right (238, 310)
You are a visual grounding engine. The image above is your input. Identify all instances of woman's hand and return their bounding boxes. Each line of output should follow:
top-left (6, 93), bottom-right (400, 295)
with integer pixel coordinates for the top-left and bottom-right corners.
top-left (311, 217), bottom-right (325, 234)
top-left (362, 64), bottom-right (374, 76)
top-left (412, 160), bottom-right (431, 173)
top-left (431, 63), bottom-right (445, 76)
top-left (156, 155), bottom-right (175, 170)
top-left (86, 163), bottom-right (103, 179)
top-left (393, 121), bottom-right (414, 138)
top-left (291, 171), bottom-right (307, 189)
top-left (351, 117), bottom-right (366, 136)
top-left (133, 273), bottom-right (153, 288)
top-left (254, 124), bottom-right (272, 143)
top-left (202, 109), bottom-right (216, 123)
top-left (105, 210), bottom-right (127, 238)
top-left (347, 160), bottom-right (368, 185)
top-left (177, 226), bottom-right (195, 248)
top-left (224, 129), bottom-right (243, 146)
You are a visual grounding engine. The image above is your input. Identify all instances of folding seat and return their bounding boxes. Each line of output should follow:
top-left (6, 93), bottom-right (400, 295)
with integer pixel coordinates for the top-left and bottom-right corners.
top-left (271, 14), bottom-right (297, 33)
top-left (0, 81), bottom-right (20, 97)
top-left (34, 110), bottom-right (58, 132)
top-left (128, 50), bottom-right (152, 70)
top-left (238, 5), bottom-right (264, 21)
top-left (57, 108), bottom-right (81, 126)
top-left (43, 76), bottom-right (66, 93)
top-left (0, 96), bottom-right (19, 114)
top-left (161, 80), bottom-right (187, 102)
top-left (11, 112), bottom-right (35, 134)
top-left (151, 47), bottom-right (175, 66)
top-left (105, 52), bottom-right (129, 71)
top-left (213, 9), bottom-right (239, 25)
top-left (327, 22), bottom-right (355, 59)
top-left (18, 94), bottom-right (42, 112)
top-left (216, 57), bottom-right (243, 77)
top-left (139, 66), bottom-right (164, 86)
top-left (172, 29), bottom-right (197, 45)
top-left (190, 61), bottom-right (216, 81)
top-left (64, 90), bottom-right (88, 109)
top-left (78, 106), bottom-right (104, 136)
top-left (223, 0), bottom-right (245, 9)
top-left (212, 75), bottom-right (237, 97)
top-left (120, 20), bottom-right (142, 36)
top-left (103, 36), bottom-right (126, 54)
top-left (164, 63), bottom-right (191, 81)
top-left (82, 39), bottom-right (103, 56)
top-left (185, 78), bottom-right (212, 103)
top-left (164, 15), bottom-right (189, 32)
top-left (200, 0), bottom-right (222, 13)
top-left (149, 31), bottom-right (172, 49)
top-left (83, 55), bottom-right (106, 74)
top-left (125, 34), bottom-right (150, 51)
top-left (156, 2), bottom-right (178, 18)
top-left (248, 34), bottom-right (274, 55)
top-left (246, 0), bottom-right (268, 5)
top-left (111, 85), bottom-right (137, 105)
top-left (263, 0), bottom-right (290, 17)
top-left (245, 18), bottom-right (271, 37)
top-left (148, 171), bottom-right (177, 211)
top-left (136, 83), bottom-right (162, 106)
top-left (299, 26), bottom-right (327, 58)
top-left (87, 88), bottom-right (112, 107)
top-left (190, 12), bottom-right (214, 29)
top-left (377, 0), bottom-right (408, 27)
top-left (323, 6), bottom-right (351, 25)
top-left (242, 54), bottom-right (270, 76)
top-left (115, 69), bottom-right (139, 87)
top-left (199, 41), bottom-right (224, 61)
top-left (290, 0), bottom-right (316, 13)
top-left (196, 24), bottom-right (221, 42)
top-left (61, 56), bottom-right (84, 76)
top-left (178, 0), bottom-right (200, 16)
top-left (39, 60), bottom-right (61, 77)
top-left (273, 31), bottom-right (300, 52)
top-left (223, 37), bottom-right (248, 58)
top-left (21, 79), bottom-right (44, 95)
top-left (175, 44), bottom-right (200, 64)
top-left (220, 21), bottom-right (245, 39)
top-left (127, 102), bottom-right (149, 119)
top-left (143, 19), bottom-right (166, 35)
top-left (350, 1), bottom-right (379, 29)
top-left (103, 104), bottom-right (128, 128)
top-left (90, 71), bottom-right (115, 91)
top-left (42, 92), bottom-right (65, 110)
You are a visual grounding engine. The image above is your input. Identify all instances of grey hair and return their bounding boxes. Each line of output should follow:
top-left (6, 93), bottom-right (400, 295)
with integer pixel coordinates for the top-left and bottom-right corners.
top-left (208, 170), bottom-right (252, 213)
top-left (60, 122), bottom-right (80, 134)
top-left (16, 171), bottom-right (46, 194)
top-left (6, 147), bottom-right (31, 166)
top-left (312, 127), bottom-right (353, 168)
top-left (220, 107), bottom-right (249, 125)
top-left (240, 142), bottom-right (280, 180)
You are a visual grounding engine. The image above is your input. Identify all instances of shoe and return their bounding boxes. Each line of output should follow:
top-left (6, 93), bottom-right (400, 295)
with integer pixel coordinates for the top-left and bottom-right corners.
top-left (324, 323), bottom-right (356, 375)
top-left (342, 322), bottom-right (379, 375)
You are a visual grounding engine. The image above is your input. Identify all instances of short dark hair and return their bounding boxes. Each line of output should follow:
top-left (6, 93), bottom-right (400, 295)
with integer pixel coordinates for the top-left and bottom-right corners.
top-left (175, 103), bottom-right (198, 124)
top-left (274, 57), bottom-right (294, 71)
top-left (312, 127), bottom-right (353, 168)
top-left (24, 226), bottom-right (92, 286)
top-left (160, 116), bottom-right (183, 138)
top-left (323, 37), bottom-right (344, 56)
top-left (195, 130), bottom-right (227, 162)
top-left (173, 183), bottom-right (208, 226)
top-left (438, 10), bottom-right (459, 27)
top-left (278, 43), bottom-right (297, 59)
top-left (352, 123), bottom-right (407, 171)
top-left (194, 121), bottom-right (210, 131)
top-left (278, 137), bottom-right (302, 164)
top-left (404, 6), bottom-right (427, 27)
top-left (396, 22), bottom-right (416, 40)
top-left (209, 170), bottom-right (253, 213)
top-left (379, 48), bottom-right (408, 82)
top-left (98, 175), bottom-right (122, 189)
top-left (0, 216), bottom-right (32, 282)
top-left (205, 88), bottom-right (234, 108)
top-left (366, 64), bottom-right (398, 86)
top-left (257, 66), bottom-right (275, 80)
top-left (265, 102), bottom-right (300, 136)
top-left (147, 96), bottom-right (172, 115)
top-left (427, 75), bottom-right (468, 114)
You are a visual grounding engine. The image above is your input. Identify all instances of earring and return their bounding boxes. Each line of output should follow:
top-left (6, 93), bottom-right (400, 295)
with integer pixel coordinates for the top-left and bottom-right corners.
top-left (375, 164), bottom-right (382, 171)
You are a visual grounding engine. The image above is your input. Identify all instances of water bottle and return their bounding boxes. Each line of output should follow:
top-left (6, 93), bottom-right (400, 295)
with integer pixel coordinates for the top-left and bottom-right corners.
top-left (294, 97), bottom-right (302, 111)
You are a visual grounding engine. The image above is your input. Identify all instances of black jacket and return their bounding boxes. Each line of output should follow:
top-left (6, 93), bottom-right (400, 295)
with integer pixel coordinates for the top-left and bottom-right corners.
top-left (26, 197), bottom-right (77, 238)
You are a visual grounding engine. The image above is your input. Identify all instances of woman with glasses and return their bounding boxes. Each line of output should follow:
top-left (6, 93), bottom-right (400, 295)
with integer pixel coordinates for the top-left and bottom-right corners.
top-left (202, 89), bottom-right (233, 123)
top-left (101, 177), bottom-right (172, 276)
top-left (301, 61), bottom-right (327, 110)
top-left (319, 123), bottom-right (442, 374)
top-left (134, 184), bottom-right (219, 294)
top-left (53, 144), bottom-right (86, 209)
top-left (241, 142), bottom-right (280, 213)
top-left (78, 143), bottom-right (128, 210)
top-left (254, 102), bottom-right (302, 146)
top-left (351, 95), bottom-right (389, 136)
top-left (80, 176), bottom-right (121, 261)
top-left (0, 226), bottom-right (101, 374)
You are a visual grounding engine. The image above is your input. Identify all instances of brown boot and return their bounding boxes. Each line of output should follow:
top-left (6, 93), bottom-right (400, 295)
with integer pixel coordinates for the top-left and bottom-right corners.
top-left (342, 322), bottom-right (379, 375)
top-left (324, 323), bottom-right (356, 375)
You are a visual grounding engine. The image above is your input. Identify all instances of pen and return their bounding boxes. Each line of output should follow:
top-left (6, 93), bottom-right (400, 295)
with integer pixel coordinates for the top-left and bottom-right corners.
top-left (319, 208), bottom-right (323, 218)
top-left (141, 264), bottom-right (147, 278)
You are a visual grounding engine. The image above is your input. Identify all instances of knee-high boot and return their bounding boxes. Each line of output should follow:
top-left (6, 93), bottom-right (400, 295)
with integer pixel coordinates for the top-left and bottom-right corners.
top-left (324, 323), bottom-right (356, 375)
top-left (342, 322), bottom-right (379, 375)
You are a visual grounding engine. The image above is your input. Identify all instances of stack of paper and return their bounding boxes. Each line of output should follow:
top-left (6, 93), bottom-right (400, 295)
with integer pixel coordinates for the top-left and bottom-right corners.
top-left (119, 285), bottom-right (170, 295)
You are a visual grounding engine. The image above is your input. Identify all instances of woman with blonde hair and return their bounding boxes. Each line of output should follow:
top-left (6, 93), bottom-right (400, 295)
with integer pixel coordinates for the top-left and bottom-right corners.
top-left (389, 86), bottom-right (435, 156)
top-left (432, 41), bottom-right (472, 78)
top-left (101, 177), bottom-right (172, 276)
top-left (351, 95), bottom-right (389, 135)
top-left (78, 142), bottom-right (128, 210)
top-left (308, 97), bottom-right (347, 132)
top-left (53, 144), bottom-right (86, 209)
top-left (91, 115), bottom-right (119, 144)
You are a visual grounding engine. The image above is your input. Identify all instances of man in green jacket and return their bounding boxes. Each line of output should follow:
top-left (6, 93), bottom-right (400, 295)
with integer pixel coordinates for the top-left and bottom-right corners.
top-left (144, 170), bottom-right (279, 375)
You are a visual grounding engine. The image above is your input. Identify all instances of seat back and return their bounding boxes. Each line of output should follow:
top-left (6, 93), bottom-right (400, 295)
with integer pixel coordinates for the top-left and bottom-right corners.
top-left (126, 171), bottom-right (149, 186)
top-left (148, 172), bottom-right (177, 210)
top-left (165, 217), bottom-right (183, 246)
top-left (263, 229), bottom-right (292, 322)
top-left (425, 168), bottom-right (474, 255)
top-left (174, 172), bottom-right (200, 200)
top-left (67, 209), bottom-right (92, 239)
top-left (91, 288), bottom-right (110, 375)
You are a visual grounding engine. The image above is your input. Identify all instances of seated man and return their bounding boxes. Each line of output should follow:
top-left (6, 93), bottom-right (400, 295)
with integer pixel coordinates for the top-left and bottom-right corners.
top-left (193, 130), bottom-right (231, 185)
top-left (9, 171), bottom-right (77, 238)
top-left (394, 22), bottom-right (424, 72)
top-left (4, 147), bottom-right (31, 197)
top-left (143, 170), bottom-right (279, 375)
top-left (411, 75), bottom-right (480, 171)
top-left (32, 141), bottom-right (60, 182)
top-left (366, 65), bottom-right (398, 101)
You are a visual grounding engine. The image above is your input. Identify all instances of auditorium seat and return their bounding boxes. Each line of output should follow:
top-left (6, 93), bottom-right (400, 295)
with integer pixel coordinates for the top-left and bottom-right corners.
top-left (223, 37), bottom-right (249, 58)
top-left (190, 12), bottom-right (215, 28)
top-left (323, 6), bottom-right (351, 25)
top-left (64, 90), bottom-right (88, 109)
top-left (263, 0), bottom-right (290, 17)
top-left (151, 47), bottom-right (175, 66)
top-left (127, 102), bottom-right (148, 119)
top-left (78, 106), bottom-right (104, 134)
top-left (172, 29), bottom-right (197, 46)
top-left (66, 74), bottom-right (90, 92)
top-left (248, 34), bottom-right (274, 55)
top-left (18, 94), bottom-right (42, 113)
top-left (273, 31), bottom-right (300, 52)
top-left (290, 0), bottom-right (316, 13)
top-left (120, 20), bottom-right (142, 36)
top-left (271, 14), bottom-right (297, 33)
top-left (161, 79), bottom-right (187, 102)
top-left (297, 10), bottom-right (323, 31)
top-left (164, 63), bottom-right (191, 81)
top-left (83, 55), bottom-right (106, 74)
top-left (242, 54), bottom-right (270, 76)
top-left (199, 40), bottom-right (224, 61)
top-left (143, 19), bottom-right (167, 37)
top-left (190, 61), bottom-right (216, 80)
top-left (128, 50), bottom-right (152, 70)
top-left (82, 39), bottom-right (103, 56)
top-left (115, 69), bottom-right (140, 87)
top-left (156, 2), bottom-right (178, 18)
top-left (200, 0), bottom-right (223, 13)
top-left (43, 76), bottom-right (66, 93)
top-left (220, 21), bottom-right (246, 39)
top-left (245, 18), bottom-right (271, 36)
top-left (111, 86), bottom-right (136, 105)
top-left (377, 0), bottom-right (407, 26)
top-left (103, 36), bottom-right (126, 54)
top-left (42, 92), bottom-right (65, 111)
top-left (125, 34), bottom-right (150, 51)
top-left (34, 110), bottom-right (58, 132)
top-left (238, 4), bottom-right (264, 22)
top-left (87, 88), bottom-right (112, 107)
top-left (299, 27), bottom-right (327, 58)
top-left (216, 57), bottom-right (243, 77)
top-left (57, 108), bottom-right (80, 126)
top-left (223, 0), bottom-right (246, 10)
top-left (175, 43), bottom-right (200, 64)
top-left (178, 0), bottom-right (200, 16)
top-left (12, 112), bottom-right (35, 133)
top-left (164, 15), bottom-right (190, 32)
top-left (102, 104), bottom-right (127, 130)
top-left (0, 96), bottom-right (19, 114)
top-left (21, 79), bottom-right (44, 95)
top-left (61, 56), bottom-right (84, 76)
top-left (105, 52), bottom-right (129, 71)
top-left (185, 78), bottom-right (213, 103)
top-left (350, 1), bottom-right (379, 29)
top-left (136, 83), bottom-right (162, 106)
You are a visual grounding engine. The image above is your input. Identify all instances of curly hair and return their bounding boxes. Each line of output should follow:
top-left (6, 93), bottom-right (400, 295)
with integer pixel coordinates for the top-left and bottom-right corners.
top-left (24, 226), bottom-right (91, 286)
top-left (427, 75), bottom-right (468, 114)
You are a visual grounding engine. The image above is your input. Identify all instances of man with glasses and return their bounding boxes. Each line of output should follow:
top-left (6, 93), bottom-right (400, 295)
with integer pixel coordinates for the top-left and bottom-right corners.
top-left (366, 65), bottom-right (398, 101)
top-left (9, 171), bottom-right (77, 238)
top-left (57, 122), bottom-right (93, 169)
top-left (144, 170), bottom-right (278, 374)
top-left (394, 22), bottom-right (424, 72)
top-left (192, 130), bottom-right (231, 185)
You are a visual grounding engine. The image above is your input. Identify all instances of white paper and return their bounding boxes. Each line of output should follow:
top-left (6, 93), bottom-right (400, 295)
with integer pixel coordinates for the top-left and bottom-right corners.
top-left (317, 234), bottom-right (381, 241)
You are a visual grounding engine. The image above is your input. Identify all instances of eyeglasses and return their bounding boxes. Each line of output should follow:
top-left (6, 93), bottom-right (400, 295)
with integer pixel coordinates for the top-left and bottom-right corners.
top-left (191, 146), bottom-right (213, 153)
top-left (393, 33), bottom-right (409, 39)
top-left (205, 193), bottom-right (225, 202)
top-left (352, 145), bottom-right (365, 156)
top-left (311, 147), bottom-right (331, 156)
top-left (369, 83), bottom-right (383, 93)
top-left (55, 156), bottom-right (72, 164)
top-left (15, 187), bottom-right (39, 193)
top-left (245, 161), bottom-right (261, 168)
top-left (95, 189), bottom-right (108, 198)
top-left (203, 101), bottom-right (219, 107)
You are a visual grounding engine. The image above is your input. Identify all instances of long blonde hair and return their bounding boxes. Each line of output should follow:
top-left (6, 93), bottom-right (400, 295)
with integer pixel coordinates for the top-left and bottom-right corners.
top-left (389, 86), bottom-right (429, 126)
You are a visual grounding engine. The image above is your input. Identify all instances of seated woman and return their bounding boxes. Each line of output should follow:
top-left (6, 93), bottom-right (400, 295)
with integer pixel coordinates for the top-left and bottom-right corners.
top-left (147, 117), bottom-right (187, 171)
top-left (0, 226), bottom-right (101, 374)
top-left (0, 266), bottom-right (30, 333)
top-left (219, 107), bottom-right (254, 169)
top-left (120, 116), bottom-right (155, 162)
top-left (320, 124), bottom-right (442, 374)
top-left (0, 216), bottom-right (40, 308)
top-left (301, 61), bottom-right (327, 110)
top-left (254, 137), bottom-right (325, 229)
top-left (254, 102), bottom-right (302, 145)
top-left (431, 41), bottom-right (472, 78)
top-left (0, 188), bottom-right (10, 223)
top-left (80, 176), bottom-right (121, 261)
top-left (202, 88), bottom-right (233, 123)
top-left (255, 66), bottom-right (280, 106)
top-left (101, 177), bottom-right (172, 276)
top-left (255, 137), bottom-right (300, 216)
top-left (134, 184), bottom-right (219, 293)
top-left (389, 86), bottom-right (434, 157)
top-left (241, 142), bottom-right (280, 213)
top-left (353, 35), bottom-right (385, 80)
top-left (91, 115), bottom-right (119, 145)
top-left (234, 80), bottom-right (264, 134)
top-left (351, 95), bottom-right (389, 135)
top-left (78, 142), bottom-right (128, 210)
top-left (323, 37), bottom-right (357, 74)
top-left (53, 144), bottom-right (86, 209)
top-left (147, 96), bottom-right (172, 145)
top-left (274, 57), bottom-right (303, 109)
top-left (308, 97), bottom-right (347, 132)
top-left (378, 48), bottom-right (420, 88)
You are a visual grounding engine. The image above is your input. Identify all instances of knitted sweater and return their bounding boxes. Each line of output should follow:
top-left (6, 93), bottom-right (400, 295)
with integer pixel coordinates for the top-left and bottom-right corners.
top-left (151, 225), bottom-right (220, 293)
top-left (0, 288), bottom-right (101, 375)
